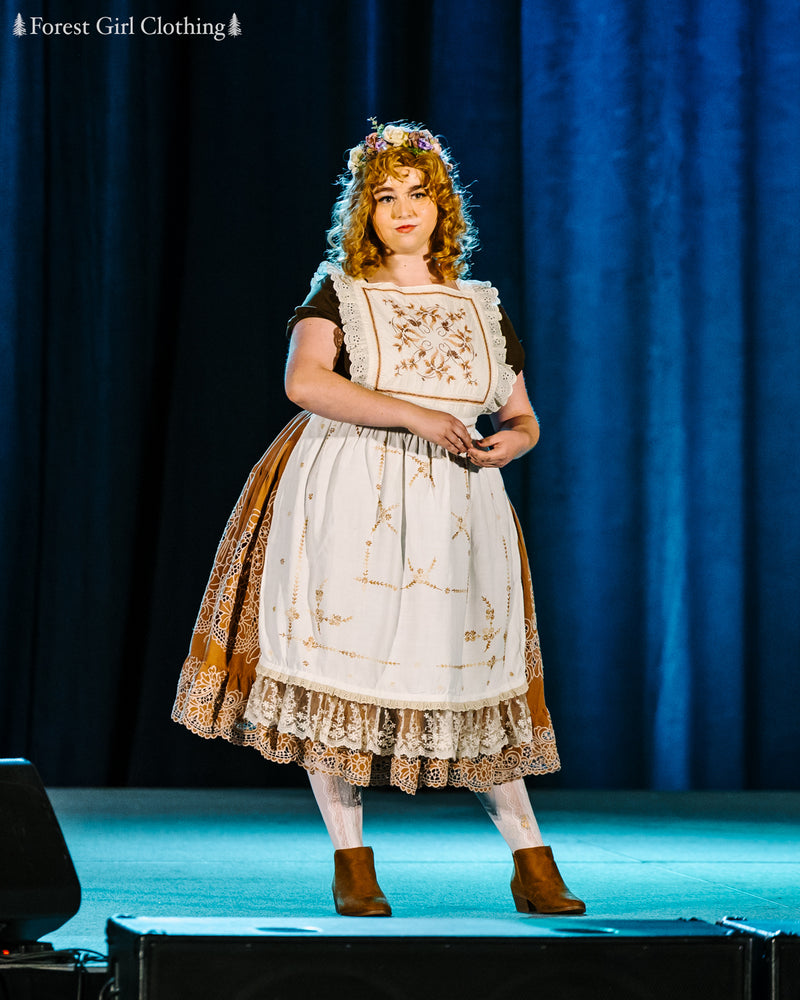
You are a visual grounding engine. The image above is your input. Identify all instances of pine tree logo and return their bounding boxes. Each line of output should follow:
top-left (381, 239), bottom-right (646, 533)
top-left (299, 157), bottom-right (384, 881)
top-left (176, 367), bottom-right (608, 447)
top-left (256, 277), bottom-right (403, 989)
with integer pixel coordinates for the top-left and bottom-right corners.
top-left (13, 13), bottom-right (26, 36)
top-left (228, 13), bottom-right (241, 37)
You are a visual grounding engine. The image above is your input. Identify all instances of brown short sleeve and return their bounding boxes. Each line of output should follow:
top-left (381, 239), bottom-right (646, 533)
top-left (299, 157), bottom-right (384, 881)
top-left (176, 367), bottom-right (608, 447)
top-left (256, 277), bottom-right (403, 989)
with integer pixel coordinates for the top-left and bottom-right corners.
top-left (286, 274), bottom-right (350, 378)
top-left (286, 274), bottom-right (343, 335)
top-left (499, 306), bottom-right (525, 374)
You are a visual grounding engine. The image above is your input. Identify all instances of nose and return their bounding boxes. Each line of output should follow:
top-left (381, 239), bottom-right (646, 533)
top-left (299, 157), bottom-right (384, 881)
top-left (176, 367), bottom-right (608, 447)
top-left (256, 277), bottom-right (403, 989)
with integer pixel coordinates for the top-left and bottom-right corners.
top-left (392, 197), bottom-right (413, 219)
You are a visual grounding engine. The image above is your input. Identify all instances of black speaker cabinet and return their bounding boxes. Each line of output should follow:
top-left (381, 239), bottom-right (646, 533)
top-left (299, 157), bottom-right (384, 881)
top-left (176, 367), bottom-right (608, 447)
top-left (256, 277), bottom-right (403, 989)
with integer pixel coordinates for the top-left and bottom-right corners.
top-left (0, 965), bottom-right (107, 1000)
top-left (719, 918), bottom-right (800, 1000)
top-left (0, 758), bottom-right (81, 942)
top-left (107, 915), bottom-right (751, 1000)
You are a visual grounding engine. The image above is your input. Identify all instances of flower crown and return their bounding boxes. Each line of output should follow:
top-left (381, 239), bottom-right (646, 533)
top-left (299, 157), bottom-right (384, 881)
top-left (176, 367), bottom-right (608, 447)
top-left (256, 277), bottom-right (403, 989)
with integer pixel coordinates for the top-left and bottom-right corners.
top-left (347, 119), bottom-right (448, 175)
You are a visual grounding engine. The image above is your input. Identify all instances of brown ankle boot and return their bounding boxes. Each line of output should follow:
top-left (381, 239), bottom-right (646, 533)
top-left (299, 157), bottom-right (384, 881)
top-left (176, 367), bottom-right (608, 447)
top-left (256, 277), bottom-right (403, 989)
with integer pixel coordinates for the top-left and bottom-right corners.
top-left (510, 846), bottom-right (586, 915)
top-left (332, 846), bottom-right (392, 917)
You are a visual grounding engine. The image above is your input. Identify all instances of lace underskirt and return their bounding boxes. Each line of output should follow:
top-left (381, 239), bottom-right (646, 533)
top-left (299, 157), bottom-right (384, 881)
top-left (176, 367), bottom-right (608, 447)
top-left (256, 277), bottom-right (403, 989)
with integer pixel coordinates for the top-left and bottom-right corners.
top-left (172, 656), bottom-right (560, 794)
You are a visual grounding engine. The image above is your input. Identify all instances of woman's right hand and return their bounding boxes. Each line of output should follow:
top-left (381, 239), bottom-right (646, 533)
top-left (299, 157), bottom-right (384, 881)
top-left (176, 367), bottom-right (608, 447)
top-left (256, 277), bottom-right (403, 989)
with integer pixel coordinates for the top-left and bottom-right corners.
top-left (404, 407), bottom-right (473, 456)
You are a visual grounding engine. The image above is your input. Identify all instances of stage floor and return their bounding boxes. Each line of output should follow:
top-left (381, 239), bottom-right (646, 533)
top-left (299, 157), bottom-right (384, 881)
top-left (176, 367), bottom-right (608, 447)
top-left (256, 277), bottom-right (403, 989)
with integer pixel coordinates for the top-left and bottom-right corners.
top-left (43, 788), bottom-right (800, 956)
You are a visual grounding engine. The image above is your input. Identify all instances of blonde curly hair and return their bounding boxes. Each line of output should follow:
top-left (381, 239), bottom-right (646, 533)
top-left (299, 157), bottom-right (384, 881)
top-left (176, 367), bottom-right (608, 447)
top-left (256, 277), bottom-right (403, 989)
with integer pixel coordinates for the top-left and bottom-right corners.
top-left (327, 138), bottom-right (478, 282)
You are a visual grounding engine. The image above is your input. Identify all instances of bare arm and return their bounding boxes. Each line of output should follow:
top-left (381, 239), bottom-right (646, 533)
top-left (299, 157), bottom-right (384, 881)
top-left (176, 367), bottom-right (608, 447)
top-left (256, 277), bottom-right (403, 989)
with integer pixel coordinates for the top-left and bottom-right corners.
top-left (466, 373), bottom-right (540, 469)
top-left (285, 317), bottom-right (474, 455)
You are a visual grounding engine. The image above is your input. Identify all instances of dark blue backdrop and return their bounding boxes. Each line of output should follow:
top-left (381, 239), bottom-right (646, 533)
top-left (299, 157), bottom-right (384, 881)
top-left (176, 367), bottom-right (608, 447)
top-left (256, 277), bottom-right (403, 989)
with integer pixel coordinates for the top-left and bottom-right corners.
top-left (1, 0), bottom-right (798, 788)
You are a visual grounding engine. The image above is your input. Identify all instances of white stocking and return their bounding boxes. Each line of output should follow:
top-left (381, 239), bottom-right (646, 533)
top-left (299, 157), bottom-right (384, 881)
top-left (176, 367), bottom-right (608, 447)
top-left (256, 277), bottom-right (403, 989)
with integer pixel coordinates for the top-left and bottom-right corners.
top-left (308, 771), bottom-right (364, 850)
top-left (475, 778), bottom-right (545, 852)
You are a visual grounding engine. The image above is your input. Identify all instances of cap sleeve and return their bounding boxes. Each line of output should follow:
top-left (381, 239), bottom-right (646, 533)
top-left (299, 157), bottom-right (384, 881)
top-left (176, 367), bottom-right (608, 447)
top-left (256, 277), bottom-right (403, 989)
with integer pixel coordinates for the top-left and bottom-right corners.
top-left (286, 272), bottom-right (351, 379)
top-left (286, 274), bottom-right (343, 338)
top-left (499, 306), bottom-right (525, 374)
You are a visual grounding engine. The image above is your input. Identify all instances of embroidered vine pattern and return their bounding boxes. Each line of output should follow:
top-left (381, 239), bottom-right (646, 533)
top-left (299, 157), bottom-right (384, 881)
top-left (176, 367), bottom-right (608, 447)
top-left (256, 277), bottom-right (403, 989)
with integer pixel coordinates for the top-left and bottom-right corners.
top-left (465, 596), bottom-right (501, 652)
top-left (387, 298), bottom-right (477, 385)
top-left (313, 580), bottom-right (352, 629)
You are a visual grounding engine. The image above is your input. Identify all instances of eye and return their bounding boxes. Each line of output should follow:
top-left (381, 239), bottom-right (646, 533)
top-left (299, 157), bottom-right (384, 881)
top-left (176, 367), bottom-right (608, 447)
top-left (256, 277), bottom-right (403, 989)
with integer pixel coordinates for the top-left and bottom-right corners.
top-left (412, 190), bottom-right (429, 200)
top-left (377, 195), bottom-right (394, 204)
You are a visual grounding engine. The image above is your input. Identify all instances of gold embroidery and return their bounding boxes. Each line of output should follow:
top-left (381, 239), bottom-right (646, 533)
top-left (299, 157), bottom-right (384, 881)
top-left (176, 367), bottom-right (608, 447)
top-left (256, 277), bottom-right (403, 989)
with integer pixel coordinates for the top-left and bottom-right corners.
top-left (503, 535), bottom-right (511, 619)
top-left (362, 286), bottom-right (495, 406)
top-left (302, 635), bottom-right (400, 667)
top-left (408, 453), bottom-right (435, 486)
top-left (385, 298), bottom-right (478, 385)
top-left (373, 499), bottom-right (398, 534)
top-left (354, 573), bottom-right (399, 591)
top-left (451, 512), bottom-right (471, 542)
top-left (403, 558), bottom-right (438, 590)
top-left (356, 442), bottom-right (402, 590)
top-left (381, 444), bottom-right (436, 488)
top-left (313, 580), bottom-right (352, 629)
top-left (402, 558), bottom-right (467, 594)
top-left (465, 597), bottom-right (501, 651)
top-left (436, 654), bottom-right (500, 670)
top-left (279, 518), bottom-right (308, 644)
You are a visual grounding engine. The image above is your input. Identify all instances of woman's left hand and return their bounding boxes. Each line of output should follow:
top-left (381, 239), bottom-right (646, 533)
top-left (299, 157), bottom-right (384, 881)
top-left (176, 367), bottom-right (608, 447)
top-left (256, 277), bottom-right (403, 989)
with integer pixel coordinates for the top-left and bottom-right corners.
top-left (466, 375), bottom-right (541, 468)
top-left (467, 428), bottom-right (532, 468)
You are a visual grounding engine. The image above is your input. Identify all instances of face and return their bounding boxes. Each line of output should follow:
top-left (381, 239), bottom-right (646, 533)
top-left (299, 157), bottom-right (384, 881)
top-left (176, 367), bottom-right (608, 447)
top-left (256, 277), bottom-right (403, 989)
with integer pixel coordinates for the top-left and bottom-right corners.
top-left (370, 168), bottom-right (438, 258)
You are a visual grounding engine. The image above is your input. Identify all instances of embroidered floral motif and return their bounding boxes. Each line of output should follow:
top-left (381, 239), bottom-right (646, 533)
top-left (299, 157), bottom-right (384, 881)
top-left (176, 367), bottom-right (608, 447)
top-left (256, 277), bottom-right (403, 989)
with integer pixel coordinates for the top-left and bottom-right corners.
top-left (401, 557), bottom-right (467, 594)
top-left (408, 453), bottom-right (435, 486)
top-left (451, 511), bottom-right (471, 542)
top-left (464, 596), bottom-right (501, 652)
top-left (372, 498), bottom-right (398, 534)
top-left (313, 580), bottom-right (352, 629)
top-left (387, 298), bottom-right (477, 385)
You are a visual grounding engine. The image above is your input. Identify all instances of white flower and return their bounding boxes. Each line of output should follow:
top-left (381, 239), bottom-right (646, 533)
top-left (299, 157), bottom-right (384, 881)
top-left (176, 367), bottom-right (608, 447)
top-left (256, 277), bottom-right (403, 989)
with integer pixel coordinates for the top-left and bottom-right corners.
top-left (382, 125), bottom-right (407, 146)
top-left (348, 146), bottom-right (366, 173)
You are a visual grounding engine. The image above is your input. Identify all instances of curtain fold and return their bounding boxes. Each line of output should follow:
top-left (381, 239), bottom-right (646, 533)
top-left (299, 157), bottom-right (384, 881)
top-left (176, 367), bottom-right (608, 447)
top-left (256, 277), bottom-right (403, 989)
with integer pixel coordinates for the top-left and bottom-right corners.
top-left (1, 0), bottom-right (797, 788)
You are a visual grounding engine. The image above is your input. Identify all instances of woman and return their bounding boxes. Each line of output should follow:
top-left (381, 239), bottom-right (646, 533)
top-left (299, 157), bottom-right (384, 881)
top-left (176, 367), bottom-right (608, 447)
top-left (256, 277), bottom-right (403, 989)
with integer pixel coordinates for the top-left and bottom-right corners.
top-left (172, 122), bottom-right (585, 918)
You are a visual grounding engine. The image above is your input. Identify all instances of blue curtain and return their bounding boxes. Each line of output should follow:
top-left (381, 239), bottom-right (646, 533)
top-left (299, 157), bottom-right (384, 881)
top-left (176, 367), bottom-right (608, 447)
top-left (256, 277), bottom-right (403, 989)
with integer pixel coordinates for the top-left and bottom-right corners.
top-left (1, 0), bottom-right (798, 788)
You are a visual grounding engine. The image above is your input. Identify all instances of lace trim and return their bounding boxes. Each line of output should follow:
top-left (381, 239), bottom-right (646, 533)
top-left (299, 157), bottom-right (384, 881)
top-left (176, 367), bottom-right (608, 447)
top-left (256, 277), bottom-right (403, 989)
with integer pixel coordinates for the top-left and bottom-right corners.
top-left (458, 277), bottom-right (518, 411)
top-left (313, 261), bottom-right (370, 387)
top-left (251, 661), bottom-right (529, 713)
top-left (172, 657), bottom-right (560, 794)
top-left (243, 673), bottom-right (535, 759)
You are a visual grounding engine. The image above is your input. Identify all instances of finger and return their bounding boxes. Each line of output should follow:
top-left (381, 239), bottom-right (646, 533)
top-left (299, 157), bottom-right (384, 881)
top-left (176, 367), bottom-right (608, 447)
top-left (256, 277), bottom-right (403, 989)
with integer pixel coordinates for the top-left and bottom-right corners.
top-left (451, 420), bottom-right (472, 446)
top-left (453, 432), bottom-right (472, 452)
top-left (456, 429), bottom-right (473, 452)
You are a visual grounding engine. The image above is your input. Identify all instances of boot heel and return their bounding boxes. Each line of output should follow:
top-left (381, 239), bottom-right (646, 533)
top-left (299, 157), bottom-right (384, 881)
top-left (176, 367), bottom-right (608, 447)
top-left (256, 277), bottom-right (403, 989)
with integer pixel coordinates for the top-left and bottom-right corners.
top-left (510, 846), bottom-right (586, 915)
top-left (512, 892), bottom-right (534, 913)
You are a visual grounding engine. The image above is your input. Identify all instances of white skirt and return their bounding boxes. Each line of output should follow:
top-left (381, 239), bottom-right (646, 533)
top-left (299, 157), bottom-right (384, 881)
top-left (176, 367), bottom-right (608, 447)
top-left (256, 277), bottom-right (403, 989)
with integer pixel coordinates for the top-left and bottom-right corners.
top-left (244, 415), bottom-right (533, 760)
top-left (172, 410), bottom-right (560, 793)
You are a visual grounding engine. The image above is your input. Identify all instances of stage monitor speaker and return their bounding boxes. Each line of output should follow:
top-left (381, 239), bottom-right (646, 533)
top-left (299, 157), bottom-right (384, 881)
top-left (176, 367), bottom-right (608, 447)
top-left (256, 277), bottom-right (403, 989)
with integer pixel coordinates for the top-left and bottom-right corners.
top-left (0, 758), bottom-right (81, 943)
top-left (107, 915), bottom-right (751, 1000)
top-left (0, 965), bottom-right (107, 1000)
top-left (719, 918), bottom-right (800, 1000)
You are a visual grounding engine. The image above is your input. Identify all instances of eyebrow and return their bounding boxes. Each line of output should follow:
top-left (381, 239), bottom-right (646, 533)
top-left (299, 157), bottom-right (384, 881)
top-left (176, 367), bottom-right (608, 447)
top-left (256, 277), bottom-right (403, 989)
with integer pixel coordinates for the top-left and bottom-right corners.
top-left (373, 184), bottom-right (427, 197)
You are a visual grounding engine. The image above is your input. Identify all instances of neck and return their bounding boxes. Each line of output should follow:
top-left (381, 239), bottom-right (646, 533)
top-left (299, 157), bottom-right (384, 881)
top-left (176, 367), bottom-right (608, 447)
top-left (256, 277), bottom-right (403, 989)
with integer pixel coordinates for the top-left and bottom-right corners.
top-left (371, 252), bottom-right (438, 286)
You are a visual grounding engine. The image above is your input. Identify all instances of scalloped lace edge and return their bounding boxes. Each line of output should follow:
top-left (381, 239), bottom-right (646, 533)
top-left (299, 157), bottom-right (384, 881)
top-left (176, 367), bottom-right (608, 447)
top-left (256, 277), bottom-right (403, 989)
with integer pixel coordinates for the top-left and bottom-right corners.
top-left (313, 261), bottom-right (371, 387)
top-left (458, 277), bottom-right (518, 411)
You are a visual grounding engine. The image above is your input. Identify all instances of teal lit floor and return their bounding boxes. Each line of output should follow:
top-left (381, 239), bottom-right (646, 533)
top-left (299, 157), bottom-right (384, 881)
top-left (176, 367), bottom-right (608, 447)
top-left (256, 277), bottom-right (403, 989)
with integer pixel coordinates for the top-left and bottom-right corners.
top-left (44, 788), bottom-right (800, 956)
